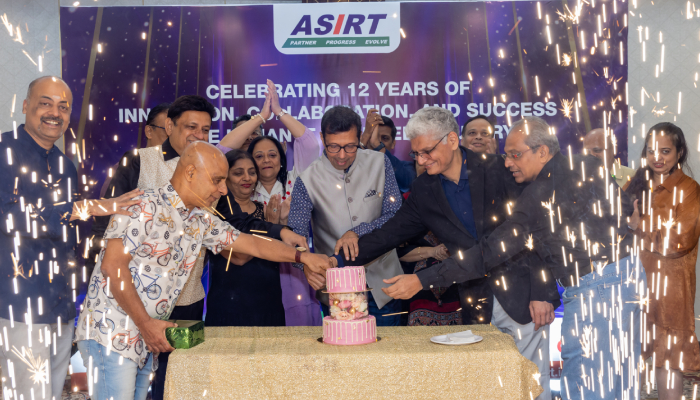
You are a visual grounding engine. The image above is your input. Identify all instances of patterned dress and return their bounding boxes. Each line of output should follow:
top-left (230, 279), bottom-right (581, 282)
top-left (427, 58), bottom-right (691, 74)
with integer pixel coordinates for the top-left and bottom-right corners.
top-left (397, 232), bottom-right (463, 326)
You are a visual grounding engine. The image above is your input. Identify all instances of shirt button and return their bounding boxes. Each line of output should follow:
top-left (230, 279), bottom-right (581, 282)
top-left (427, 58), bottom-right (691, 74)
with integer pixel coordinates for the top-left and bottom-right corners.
top-left (352, 216), bottom-right (358, 221)
top-left (348, 197), bottom-right (353, 203)
top-left (345, 178), bottom-right (350, 183)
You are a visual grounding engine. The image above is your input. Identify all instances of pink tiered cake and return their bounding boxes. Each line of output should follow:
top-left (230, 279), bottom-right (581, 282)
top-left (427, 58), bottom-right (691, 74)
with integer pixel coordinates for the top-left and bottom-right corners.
top-left (322, 267), bottom-right (377, 345)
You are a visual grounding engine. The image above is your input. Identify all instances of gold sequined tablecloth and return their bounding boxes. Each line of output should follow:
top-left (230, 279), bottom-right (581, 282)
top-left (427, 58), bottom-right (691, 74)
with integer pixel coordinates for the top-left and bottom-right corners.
top-left (163, 325), bottom-right (542, 400)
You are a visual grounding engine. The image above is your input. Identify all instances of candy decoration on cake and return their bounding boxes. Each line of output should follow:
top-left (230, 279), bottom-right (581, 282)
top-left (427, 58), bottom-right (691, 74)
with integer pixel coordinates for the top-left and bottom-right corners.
top-left (322, 266), bottom-right (378, 345)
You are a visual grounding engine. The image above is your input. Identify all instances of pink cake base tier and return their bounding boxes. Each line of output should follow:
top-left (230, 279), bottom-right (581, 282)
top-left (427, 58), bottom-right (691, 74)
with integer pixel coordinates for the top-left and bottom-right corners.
top-left (322, 316), bottom-right (377, 345)
top-left (326, 266), bottom-right (367, 293)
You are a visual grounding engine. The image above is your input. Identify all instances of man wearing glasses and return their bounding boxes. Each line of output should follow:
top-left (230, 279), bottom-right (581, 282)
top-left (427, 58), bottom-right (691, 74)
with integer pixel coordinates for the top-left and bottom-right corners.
top-left (287, 105), bottom-right (404, 325)
top-left (336, 108), bottom-right (559, 400)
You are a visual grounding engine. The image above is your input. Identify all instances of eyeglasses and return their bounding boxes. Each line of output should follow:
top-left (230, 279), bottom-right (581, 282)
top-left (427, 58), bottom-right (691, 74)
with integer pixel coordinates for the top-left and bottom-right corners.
top-left (326, 143), bottom-right (360, 154)
top-left (501, 145), bottom-right (540, 160)
top-left (409, 133), bottom-right (450, 160)
top-left (465, 130), bottom-right (494, 138)
top-left (148, 124), bottom-right (165, 130)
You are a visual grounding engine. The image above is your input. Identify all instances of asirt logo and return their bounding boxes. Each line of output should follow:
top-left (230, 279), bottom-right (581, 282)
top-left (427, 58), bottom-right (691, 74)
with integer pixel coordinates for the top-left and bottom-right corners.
top-left (273, 3), bottom-right (401, 55)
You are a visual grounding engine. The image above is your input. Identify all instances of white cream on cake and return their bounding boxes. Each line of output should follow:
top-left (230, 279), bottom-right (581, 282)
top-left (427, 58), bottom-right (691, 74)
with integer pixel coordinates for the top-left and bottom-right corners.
top-left (323, 316), bottom-right (377, 345)
top-left (322, 266), bottom-right (377, 345)
top-left (326, 266), bottom-right (367, 293)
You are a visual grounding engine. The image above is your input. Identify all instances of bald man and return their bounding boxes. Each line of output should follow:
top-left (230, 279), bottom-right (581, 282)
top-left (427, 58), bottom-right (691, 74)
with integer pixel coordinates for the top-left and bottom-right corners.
top-left (0, 76), bottom-right (141, 399)
top-left (583, 128), bottom-right (635, 187)
top-left (75, 142), bottom-right (333, 400)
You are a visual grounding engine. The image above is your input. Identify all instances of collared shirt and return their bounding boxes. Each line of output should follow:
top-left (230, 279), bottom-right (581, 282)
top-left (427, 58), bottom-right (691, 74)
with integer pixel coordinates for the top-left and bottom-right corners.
top-left (287, 152), bottom-right (402, 268)
top-left (384, 150), bottom-right (417, 194)
top-left (0, 124), bottom-right (78, 323)
top-left (75, 183), bottom-right (240, 368)
top-left (88, 139), bottom-right (179, 255)
top-left (439, 148), bottom-right (478, 239)
top-left (634, 168), bottom-right (700, 257)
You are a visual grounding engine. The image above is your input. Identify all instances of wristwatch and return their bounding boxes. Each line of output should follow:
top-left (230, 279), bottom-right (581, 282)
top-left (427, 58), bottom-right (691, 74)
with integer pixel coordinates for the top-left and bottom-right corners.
top-left (373, 142), bottom-right (385, 151)
top-left (276, 110), bottom-right (289, 119)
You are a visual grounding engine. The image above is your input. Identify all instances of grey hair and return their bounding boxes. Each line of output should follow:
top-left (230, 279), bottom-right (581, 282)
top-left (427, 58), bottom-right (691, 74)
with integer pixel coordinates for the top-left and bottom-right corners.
top-left (405, 107), bottom-right (460, 142)
top-left (26, 76), bottom-right (69, 100)
top-left (510, 116), bottom-right (560, 155)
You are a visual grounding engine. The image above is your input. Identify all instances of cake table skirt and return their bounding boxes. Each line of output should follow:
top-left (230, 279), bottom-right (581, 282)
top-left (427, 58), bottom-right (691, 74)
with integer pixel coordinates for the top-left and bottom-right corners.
top-left (163, 325), bottom-right (542, 400)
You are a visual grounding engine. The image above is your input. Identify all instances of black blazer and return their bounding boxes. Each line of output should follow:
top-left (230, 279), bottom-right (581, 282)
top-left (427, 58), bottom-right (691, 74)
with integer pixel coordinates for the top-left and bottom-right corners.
top-left (344, 147), bottom-right (560, 325)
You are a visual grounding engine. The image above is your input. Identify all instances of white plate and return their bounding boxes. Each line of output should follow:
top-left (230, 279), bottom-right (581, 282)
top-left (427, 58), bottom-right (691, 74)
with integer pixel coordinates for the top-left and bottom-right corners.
top-left (430, 330), bottom-right (483, 346)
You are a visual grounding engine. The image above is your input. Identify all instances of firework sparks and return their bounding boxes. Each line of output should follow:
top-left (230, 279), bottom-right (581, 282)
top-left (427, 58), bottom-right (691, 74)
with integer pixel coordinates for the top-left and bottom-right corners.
top-left (580, 325), bottom-right (593, 359)
top-left (560, 98), bottom-right (575, 121)
top-left (74, 201), bottom-right (91, 221)
top-left (561, 53), bottom-right (572, 67)
top-left (541, 201), bottom-right (556, 233)
top-left (13, 25), bottom-right (23, 44)
top-left (650, 105), bottom-right (669, 117)
top-left (525, 235), bottom-right (534, 250)
top-left (1, 13), bottom-right (12, 36)
top-left (556, 5), bottom-right (578, 22)
top-left (11, 253), bottom-right (26, 280)
top-left (661, 217), bottom-right (675, 232)
top-left (21, 50), bottom-right (37, 66)
top-left (11, 346), bottom-right (49, 385)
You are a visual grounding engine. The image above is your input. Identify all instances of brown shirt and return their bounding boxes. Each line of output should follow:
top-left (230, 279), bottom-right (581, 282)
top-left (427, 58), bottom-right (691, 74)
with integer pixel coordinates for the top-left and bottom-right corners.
top-left (630, 169), bottom-right (700, 258)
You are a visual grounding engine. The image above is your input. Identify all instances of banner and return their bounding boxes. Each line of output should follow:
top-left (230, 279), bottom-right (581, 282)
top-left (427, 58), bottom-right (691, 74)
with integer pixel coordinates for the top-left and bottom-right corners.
top-left (60, 1), bottom-right (628, 181)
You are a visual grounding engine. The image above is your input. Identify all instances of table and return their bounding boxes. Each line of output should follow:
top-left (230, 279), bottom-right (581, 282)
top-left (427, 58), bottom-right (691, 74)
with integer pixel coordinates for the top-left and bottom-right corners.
top-left (164, 325), bottom-right (542, 400)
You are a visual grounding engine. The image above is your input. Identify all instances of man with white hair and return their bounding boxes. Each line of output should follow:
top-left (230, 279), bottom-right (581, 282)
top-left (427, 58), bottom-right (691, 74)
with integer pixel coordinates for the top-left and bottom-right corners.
top-left (378, 116), bottom-right (645, 400)
top-left (338, 108), bottom-right (559, 400)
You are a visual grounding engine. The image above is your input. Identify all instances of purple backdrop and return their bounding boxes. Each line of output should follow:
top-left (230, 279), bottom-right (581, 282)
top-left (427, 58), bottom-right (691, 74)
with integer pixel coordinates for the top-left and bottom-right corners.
top-left (60, 1), bottom-right (628, 201)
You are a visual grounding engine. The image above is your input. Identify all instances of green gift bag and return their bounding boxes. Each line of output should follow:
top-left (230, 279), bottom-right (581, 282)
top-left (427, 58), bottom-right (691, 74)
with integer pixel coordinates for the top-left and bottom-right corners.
top-left (165, 320), bottom-right (205, 349)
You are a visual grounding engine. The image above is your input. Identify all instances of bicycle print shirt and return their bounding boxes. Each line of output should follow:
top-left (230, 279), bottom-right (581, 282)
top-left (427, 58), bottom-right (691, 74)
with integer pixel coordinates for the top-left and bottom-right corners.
top-left (74, 183), bottom-right (239, 368)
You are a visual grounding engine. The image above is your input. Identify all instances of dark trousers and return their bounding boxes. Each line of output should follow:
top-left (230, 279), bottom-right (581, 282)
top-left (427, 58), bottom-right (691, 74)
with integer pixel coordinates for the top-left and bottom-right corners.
top-left (150, 299), bottom-right (204, 400)
top-left (367, 292), bottom-right (402, 326)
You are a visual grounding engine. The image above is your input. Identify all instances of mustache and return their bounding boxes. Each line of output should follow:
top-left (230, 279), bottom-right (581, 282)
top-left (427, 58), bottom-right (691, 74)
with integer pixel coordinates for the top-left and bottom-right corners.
top-left (41, 117), bottom-right (64, 125)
